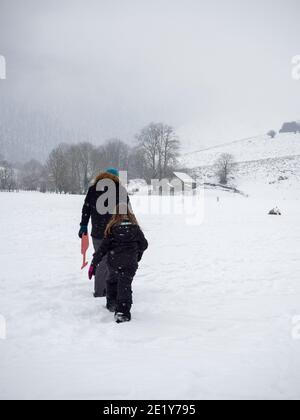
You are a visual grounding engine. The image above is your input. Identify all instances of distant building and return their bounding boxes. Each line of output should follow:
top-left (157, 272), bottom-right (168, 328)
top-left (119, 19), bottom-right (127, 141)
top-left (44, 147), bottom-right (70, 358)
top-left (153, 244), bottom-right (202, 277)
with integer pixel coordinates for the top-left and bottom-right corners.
top-left (279, 121), bottom-right (300, 134)
top-left (151, 172), bottom-right (197, 195)
top-left (173, 172), bottom-right (197, 191)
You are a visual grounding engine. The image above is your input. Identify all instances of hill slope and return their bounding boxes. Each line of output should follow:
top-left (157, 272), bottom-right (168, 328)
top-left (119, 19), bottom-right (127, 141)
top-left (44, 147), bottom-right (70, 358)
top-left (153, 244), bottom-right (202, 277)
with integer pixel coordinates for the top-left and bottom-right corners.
top-left (182, 133), bottom-right (300, 168)
top-left (182, 133), bottom-right (300, 198)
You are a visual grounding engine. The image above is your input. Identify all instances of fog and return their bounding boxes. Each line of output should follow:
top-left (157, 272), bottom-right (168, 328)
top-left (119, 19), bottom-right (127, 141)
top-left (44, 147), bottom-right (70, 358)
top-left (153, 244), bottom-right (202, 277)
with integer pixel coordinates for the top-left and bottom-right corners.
top-left (0, 0), bottom-right (300, 161)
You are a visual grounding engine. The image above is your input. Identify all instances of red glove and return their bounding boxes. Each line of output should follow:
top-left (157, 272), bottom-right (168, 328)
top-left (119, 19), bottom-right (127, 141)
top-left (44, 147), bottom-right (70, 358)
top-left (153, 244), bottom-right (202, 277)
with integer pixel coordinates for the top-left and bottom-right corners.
top-left (88, 264), bottom-right (96, 280)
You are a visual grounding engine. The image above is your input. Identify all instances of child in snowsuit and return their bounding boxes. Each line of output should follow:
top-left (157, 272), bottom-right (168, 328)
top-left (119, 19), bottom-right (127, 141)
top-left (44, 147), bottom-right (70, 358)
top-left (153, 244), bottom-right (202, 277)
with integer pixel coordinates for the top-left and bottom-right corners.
top-left (79, 168), bottom-right (130, 298)
top-left (88, 204), bottom-right (148, 323)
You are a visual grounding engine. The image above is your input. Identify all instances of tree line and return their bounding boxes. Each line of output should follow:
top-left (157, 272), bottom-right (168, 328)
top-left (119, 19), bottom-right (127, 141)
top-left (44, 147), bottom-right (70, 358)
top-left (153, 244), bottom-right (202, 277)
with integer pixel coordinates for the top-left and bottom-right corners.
top-left (0, 122), bottom-right (181, 194)
top-left (0, 155), bottom-right (17, 192)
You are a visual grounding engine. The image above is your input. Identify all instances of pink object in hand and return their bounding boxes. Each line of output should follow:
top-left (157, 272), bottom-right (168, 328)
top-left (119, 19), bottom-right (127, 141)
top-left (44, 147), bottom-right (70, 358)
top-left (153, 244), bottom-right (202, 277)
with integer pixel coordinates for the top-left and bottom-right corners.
top-left (81, 234), bottom-right (89, 270)
top-left (88, 264), bottom-right (95, 280)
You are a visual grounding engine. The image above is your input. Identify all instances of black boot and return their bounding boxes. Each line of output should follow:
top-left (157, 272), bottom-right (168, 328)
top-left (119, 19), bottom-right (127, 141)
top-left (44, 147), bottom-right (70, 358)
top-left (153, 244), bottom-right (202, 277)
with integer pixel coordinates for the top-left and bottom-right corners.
top-left (114, 312), bottom-right (131, 323)
top-left (114, 303), bottom-right (131, 323)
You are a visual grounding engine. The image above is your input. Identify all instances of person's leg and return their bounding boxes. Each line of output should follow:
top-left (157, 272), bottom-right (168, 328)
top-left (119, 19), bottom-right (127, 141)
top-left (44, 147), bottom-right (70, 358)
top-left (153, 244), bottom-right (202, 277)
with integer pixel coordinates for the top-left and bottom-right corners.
top-left (115, 268), bottom-right (136, 315)
top-left (92, 238), bottom-right (109, 298)
top-left (106, 269), bottom-right (118, 311)
top-left (92, 238), bottom-right (101, 252)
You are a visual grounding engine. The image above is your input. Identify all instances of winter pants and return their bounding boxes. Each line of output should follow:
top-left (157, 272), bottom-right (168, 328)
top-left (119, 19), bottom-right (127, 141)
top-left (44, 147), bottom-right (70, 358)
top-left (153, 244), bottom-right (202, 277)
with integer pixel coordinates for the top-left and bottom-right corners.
top-left (107, 266), bottom-right (137, 312)
top-left (92, 238), bottom-right (110, 297)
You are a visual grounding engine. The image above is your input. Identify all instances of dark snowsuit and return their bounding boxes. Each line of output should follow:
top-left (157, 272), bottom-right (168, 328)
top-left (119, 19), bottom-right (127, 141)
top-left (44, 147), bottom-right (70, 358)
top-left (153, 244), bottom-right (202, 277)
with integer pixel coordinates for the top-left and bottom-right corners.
top-left (80, 173), bottom-right (130, 297)
top-left (80, 173), bottom-right (130, 240)
top-left (92, 221), bottom-right (148, 313)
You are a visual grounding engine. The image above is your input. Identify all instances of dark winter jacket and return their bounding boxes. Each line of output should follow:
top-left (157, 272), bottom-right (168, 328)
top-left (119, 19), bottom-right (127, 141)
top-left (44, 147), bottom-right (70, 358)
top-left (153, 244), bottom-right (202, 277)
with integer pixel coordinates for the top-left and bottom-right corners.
top-left (80, 173), bottom-right (130, 240)
top-left (92, 221), bottom-right (148, 272)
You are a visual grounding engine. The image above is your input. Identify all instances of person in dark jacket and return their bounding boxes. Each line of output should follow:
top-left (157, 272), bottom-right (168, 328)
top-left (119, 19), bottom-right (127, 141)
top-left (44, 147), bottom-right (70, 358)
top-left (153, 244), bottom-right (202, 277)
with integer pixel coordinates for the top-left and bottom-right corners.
top-left (79, 168), bottom-right (130, 298)
top-left (88, 203), bottom-right (148, 323)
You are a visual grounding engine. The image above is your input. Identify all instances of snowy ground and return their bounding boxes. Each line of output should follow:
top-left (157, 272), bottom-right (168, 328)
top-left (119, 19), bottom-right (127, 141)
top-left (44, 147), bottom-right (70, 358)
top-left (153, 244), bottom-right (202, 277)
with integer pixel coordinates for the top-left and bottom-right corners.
top-left (0, 189), bottom-right (300, 400)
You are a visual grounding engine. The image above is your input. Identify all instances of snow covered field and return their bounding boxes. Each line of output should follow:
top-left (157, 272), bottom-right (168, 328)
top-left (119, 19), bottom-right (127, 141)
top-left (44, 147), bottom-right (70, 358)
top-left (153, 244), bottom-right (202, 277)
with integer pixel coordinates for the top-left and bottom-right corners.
top-left (0, 189), bottom-right (300, 400)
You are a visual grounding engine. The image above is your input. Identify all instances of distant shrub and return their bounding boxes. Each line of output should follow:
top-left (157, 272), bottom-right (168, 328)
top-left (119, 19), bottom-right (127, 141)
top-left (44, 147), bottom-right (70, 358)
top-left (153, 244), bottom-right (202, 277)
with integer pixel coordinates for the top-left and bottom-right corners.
top-left (267, 130), bottom-right (277, 139)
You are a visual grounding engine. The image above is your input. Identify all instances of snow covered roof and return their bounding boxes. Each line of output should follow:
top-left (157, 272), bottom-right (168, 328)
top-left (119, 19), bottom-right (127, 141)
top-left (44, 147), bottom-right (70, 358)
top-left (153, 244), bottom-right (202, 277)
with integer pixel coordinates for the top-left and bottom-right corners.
top-left (173, 172), bottom-right (195, 183)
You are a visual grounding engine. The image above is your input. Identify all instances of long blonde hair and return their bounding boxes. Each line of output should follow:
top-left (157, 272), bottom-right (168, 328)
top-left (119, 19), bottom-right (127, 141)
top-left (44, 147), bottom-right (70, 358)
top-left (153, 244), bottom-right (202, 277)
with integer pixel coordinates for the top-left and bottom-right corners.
top-left (105, 203), bottom-right (139, 237)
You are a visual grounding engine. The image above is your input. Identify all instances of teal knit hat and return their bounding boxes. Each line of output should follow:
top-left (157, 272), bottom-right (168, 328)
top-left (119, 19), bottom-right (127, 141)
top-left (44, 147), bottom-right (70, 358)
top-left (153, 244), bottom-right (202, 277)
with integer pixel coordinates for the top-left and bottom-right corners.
top-left (106, 168), bottom-right (119, 177)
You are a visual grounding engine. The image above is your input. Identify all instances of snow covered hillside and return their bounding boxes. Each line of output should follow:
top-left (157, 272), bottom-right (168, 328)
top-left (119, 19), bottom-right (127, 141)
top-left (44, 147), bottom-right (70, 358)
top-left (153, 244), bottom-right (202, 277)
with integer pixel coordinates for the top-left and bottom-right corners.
top-left (1, 191), bottom-right (300, 400)
top-left (182, 133), bottom-right (300, 169)
top-left (194, 154), bottom-right (300, 199)
top-left (181, 133), bottom-right (300, 197)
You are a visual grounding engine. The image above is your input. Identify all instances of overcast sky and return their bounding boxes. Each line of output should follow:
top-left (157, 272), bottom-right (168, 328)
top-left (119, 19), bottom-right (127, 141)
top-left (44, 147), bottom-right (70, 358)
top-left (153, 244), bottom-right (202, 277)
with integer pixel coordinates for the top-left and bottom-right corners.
top-left (1, 0), bottom-right (300, 151)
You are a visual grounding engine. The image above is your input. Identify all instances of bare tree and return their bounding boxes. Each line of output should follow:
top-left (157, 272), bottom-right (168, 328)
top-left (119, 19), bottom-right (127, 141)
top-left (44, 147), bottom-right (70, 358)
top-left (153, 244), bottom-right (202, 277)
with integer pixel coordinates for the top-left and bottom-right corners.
top-left (128, 146), bottom-right (149, 180)
top-left (136, 123), bottom-right (160, 179)
top-left (41, 125), bottom-right (179, 193)
top-left (215, 153), bottom-right (235, 185)
top-left (45, 140), bottom-right (132, 194)
top-left (46, 144), bottom-right (71, 193)
top-left (159, 125), bottom-right (180, 178)
top-left (136, 123), bottom-right (180, 181)
top-left (20, 160), bottom-right (44, 191)
top-left (0, 161), bottom-right (17, 191)
top-left (76, 142), bottom-right (96, 193)
top-left (101, 139), bottom-right (130, 171)
top-left (68, 145), bottom-right (83, 194)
